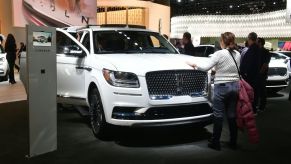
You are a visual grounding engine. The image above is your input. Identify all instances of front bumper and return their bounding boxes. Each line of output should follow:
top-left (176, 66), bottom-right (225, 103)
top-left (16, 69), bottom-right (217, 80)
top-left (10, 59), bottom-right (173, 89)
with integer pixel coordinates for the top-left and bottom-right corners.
top-left (112, 103), bottom-right (212, 120)
top-left (266, 79), bottom-right (289, 88)
top-left (131, 114), bottom-right (213, 127)
top-left (98, 75), bottom-right (212, 127)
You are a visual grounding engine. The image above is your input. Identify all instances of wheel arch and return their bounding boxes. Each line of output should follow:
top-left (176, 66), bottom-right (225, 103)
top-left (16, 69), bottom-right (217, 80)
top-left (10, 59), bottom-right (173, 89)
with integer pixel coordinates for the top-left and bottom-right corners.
top-left (87, 82), bottom-right (99, 105)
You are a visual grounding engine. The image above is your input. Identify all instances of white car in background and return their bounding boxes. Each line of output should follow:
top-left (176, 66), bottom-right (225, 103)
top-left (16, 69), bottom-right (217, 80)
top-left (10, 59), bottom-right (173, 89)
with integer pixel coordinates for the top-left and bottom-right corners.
top-left (0, 53), bottom-right (9, 82)
top-left (267, 52), bottom-right (290, 93)
top-left (273, 51), bottom-right (291, 77)
top-left (274, 51), bottom-right (291, 78)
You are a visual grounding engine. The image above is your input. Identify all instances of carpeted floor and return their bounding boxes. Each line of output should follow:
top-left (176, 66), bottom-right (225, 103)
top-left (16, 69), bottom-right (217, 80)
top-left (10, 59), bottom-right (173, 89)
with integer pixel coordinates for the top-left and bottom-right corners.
top-left (0, 86), bottom-right (291, 164)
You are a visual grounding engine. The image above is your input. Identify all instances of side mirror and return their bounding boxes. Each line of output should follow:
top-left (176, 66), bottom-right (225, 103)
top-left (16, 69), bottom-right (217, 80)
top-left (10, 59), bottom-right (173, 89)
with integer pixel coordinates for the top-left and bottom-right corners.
top-left (69, 50), bottom-right (86, 57)
top-left (63, 46), bottom-right (86, 57)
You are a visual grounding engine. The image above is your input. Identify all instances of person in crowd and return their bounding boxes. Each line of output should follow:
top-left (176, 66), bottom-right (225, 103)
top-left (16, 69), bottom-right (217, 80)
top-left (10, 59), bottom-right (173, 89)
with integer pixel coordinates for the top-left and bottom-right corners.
top-left (182, 32), bottom-right (195, 56)
top-left (188, 32), bottom-right (240, 151)
top-left (0, 35), bottom-right (4, 53)
top-left (15, 42), bottom-right (26, 72)
top-left (289, 59), bottom-right (291, 102)
top-left (175, 41), bottom-right (183, 53)
top-left (5, 34), bottom-right (17, 84)
top-left (257, 38), bottom-right (271, 112)
top-left (240, 32), bottom-right (261, 114)
top-left (240, 40), bottom-right (248, 62)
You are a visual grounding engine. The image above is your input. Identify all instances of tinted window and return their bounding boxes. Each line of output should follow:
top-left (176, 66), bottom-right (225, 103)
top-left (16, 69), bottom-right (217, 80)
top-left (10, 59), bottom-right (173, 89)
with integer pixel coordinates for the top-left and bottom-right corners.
top-left (194, 47), bottom-right (207, 57)
top-left (93, 31), bottom-right (178, 54)
top-left (56, 31), bottom-right (82, 54)
top-left (82, 32), bottom-right (90, 52)
top-left (205, 47), bottom-right (215, 57)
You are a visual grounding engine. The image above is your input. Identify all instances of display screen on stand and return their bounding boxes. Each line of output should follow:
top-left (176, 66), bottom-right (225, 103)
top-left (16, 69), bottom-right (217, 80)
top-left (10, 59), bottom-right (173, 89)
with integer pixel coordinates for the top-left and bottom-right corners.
top-left (32, 32), bottom-right (52, 47)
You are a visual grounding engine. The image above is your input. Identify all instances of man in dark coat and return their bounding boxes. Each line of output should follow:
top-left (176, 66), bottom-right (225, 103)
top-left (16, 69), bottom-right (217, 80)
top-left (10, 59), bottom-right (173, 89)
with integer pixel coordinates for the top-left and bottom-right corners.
top-left (182, 32), bottom-right (195, 56)
top-left (240, 32), bottom-right (261, 114)
top-left (257, 38), bottom-right (271, 112)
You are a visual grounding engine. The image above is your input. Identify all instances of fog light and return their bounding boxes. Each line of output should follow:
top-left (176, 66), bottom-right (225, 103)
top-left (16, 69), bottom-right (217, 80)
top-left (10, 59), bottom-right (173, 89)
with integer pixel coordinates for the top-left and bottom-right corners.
top-left (150, 95), bottom-right (173, 100)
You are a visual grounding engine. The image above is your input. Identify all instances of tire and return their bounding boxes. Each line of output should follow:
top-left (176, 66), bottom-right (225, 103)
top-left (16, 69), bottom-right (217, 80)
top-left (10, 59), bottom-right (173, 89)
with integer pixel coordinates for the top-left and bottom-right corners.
top-left (4, 73), bottom-right (8, 81)
top-left (0, 72), bottom-right (8, 82)
top-left (88, 88), bottom-right (110, 139)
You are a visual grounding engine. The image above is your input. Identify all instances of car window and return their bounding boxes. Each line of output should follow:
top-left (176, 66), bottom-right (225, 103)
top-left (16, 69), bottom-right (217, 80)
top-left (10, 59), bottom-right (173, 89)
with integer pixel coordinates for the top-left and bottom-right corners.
top-left (205, 47), bottom-right (215, 57)
top-left (82, 32), bottom-right (90, 52)
top-left (194, 47), bottom-right (207, 57)
top-left (150, 36), bottom-right (161, 48)
top-left (56, 31), bottom-right (82, 54)
top-left (93, 30), bottom-right (178, 54)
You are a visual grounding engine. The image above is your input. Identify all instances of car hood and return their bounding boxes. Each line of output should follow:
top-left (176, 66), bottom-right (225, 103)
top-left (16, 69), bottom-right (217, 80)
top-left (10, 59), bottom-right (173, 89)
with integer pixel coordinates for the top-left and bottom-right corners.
top-left (269, 59), bottom-right (287, 68)
top-left (95, 53), bottom-right (210, 76)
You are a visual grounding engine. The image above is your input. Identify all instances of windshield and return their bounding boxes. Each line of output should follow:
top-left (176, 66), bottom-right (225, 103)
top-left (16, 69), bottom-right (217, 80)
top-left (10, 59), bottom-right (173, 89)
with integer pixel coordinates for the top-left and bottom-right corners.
top-left (279, 52), bottom-right (291, 58)
top-left (93, 30), bottom-right (178, 54)
top-left (270, 53), bottom-right (287, 60)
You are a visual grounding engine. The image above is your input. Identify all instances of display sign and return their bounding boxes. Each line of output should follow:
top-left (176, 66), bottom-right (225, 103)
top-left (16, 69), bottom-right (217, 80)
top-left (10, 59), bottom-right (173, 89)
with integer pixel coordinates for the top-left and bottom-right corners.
top-left (13, 0), bottom-right (96, 27)
top-left (27, 25), bottom-right (57, 157)
top-left (32, 32), bottom-right (52, 47)
top-left (287, 0), bottom-right (291, 23)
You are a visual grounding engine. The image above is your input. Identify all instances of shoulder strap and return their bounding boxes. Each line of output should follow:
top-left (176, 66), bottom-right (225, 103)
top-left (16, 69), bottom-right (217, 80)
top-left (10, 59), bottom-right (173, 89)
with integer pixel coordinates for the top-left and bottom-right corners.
top-left (227, 49), bottom-right (241, 79)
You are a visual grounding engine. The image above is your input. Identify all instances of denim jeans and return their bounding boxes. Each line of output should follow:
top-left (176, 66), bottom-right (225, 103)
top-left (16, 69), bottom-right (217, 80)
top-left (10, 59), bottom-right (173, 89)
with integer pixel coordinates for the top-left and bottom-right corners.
top-left (213, 81), bottom-right (239, 118)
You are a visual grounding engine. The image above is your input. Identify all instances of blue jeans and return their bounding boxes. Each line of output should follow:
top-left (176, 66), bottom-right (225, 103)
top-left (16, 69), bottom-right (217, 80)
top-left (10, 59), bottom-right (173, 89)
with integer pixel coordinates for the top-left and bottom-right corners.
top-left (213, 81), bottom-right (239, 118)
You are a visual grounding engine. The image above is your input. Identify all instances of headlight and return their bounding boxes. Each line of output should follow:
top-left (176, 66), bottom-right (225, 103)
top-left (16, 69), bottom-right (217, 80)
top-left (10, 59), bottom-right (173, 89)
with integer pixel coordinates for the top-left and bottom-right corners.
top-left (103, 69), bottom-right (140, 88)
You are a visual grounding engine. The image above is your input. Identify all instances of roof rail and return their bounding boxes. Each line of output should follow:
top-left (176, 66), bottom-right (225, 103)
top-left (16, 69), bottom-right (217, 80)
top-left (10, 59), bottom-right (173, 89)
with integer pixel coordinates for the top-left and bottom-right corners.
top-left (86, 24), bottom-right (100, 28)
top-left (99, 24), bottom-right (146, 29)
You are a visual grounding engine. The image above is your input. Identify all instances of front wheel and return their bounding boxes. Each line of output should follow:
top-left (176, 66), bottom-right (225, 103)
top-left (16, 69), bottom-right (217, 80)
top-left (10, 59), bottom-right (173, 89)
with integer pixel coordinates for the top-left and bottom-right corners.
top-left (0, 72), bottom-right (8, 82)
top-left (89, 88), bottom-right (110, 139)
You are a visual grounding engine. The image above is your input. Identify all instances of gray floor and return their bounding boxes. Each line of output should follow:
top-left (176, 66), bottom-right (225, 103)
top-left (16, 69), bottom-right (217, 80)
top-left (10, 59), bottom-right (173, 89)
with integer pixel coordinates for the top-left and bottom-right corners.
top-left (0, 86), bottom-right (291, 164)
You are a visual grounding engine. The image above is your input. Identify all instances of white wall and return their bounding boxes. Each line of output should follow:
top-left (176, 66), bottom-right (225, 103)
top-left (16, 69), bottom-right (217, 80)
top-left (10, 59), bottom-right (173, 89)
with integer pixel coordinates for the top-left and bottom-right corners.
top-left (0, 0), bottom-right (26, 45)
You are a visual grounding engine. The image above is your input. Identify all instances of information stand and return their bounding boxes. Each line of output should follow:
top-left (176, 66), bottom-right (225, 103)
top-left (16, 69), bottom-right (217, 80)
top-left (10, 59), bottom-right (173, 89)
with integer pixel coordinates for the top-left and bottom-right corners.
top-left (26, 25), bottom-right (57, 157)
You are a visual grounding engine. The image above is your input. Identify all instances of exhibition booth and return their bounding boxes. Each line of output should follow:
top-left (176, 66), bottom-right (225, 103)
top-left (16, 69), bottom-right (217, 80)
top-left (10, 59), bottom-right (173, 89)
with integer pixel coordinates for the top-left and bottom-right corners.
top-left (0, 0), bottom-right (291, 163)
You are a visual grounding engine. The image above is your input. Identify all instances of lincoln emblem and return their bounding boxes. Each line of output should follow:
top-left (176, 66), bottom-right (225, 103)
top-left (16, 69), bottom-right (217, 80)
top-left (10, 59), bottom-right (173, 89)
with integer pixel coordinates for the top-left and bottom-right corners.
top-left (175, 74), bottom-right (184, 94)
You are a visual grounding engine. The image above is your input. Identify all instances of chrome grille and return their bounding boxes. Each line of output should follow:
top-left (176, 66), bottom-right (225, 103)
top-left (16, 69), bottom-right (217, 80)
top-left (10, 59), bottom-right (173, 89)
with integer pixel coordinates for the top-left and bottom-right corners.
top-left (146, 70), bottom-right (208, 98)
top-left (268, 67), bottom-right (287, 76)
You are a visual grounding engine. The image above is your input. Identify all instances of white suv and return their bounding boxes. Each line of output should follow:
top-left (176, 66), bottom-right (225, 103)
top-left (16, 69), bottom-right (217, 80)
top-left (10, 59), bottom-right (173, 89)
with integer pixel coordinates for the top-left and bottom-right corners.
top-left (55, 26), bottom-right (213, 138)
top-left (0, 53), bottom-right (9, 82)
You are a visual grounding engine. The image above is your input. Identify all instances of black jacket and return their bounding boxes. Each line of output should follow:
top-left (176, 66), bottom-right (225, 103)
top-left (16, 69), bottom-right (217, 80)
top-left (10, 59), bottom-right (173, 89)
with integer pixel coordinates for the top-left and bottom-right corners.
top-left (240, 44), bottom-right (261, 83)
top-left (184, 42), bottom-right (195, 56)
top-left (5, 43), bottom-right (17, 62)
top-left (259, 47), bottom-right (271, 77)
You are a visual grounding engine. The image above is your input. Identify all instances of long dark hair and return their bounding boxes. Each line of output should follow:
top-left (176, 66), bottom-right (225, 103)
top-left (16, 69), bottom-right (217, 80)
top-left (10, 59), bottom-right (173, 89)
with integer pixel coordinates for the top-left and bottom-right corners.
top-left (5, 34), bottom-right (16, 52)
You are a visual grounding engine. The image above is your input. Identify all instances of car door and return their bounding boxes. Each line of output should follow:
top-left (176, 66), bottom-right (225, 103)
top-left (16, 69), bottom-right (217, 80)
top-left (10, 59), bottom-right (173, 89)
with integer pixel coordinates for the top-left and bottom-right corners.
top-left (56, 29), bottom-right (90, 99)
